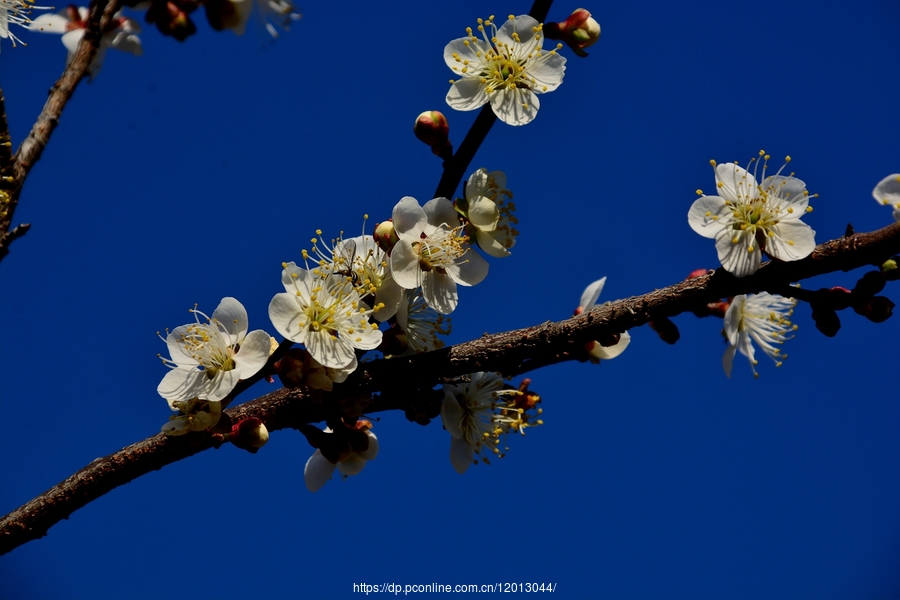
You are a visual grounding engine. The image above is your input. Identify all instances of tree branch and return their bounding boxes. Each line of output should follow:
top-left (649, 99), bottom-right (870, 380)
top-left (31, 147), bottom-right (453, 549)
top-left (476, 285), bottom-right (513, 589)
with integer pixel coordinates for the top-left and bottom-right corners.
top-left (3, 221), bottom-right (898, 556)
top-left (0, 0), bottom-right (120, 263)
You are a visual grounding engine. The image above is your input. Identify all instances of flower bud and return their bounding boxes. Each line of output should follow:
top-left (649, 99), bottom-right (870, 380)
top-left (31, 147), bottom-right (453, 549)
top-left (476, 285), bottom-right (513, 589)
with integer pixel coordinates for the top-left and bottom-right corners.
top-left (649, 317), bottom-right (680, 344)
top-left (811, 306), bottom-right (841, 337)
top-left (373, 220), bottom-right (398, 254)
top-left (852, 271), bottom-right (886, 298)
top-left (544, 9), bottom-right (600, 57)
top-left (230, 417), bottom-right (269, 453)
top-left (273, 348), bottom-right (310, 388)
top-left (413, 111), bottom-right (452, 158)
top-left (686, 268), bottom-right (709, 280)
top-left (881, 257), bottom-right (900, 281)
top-left (853, 296), bottom-right (895, 323)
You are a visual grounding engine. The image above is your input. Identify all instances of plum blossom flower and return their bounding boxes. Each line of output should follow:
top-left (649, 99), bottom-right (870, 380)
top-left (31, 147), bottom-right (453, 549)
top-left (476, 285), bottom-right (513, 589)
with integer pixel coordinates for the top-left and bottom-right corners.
top-left (722, 293), bottom-right (797, 378)
top-left (304, 424), bottom-right (378, 492)
top-left (457, 168), bottom-right (518, 258)
top-left (161, 398), bottom-right (222, 436)
top-left (395, 289), bottom-right (450, 353)
top-left (444, 14), bottom-right (566, 126)
top-left (575, 277), bottom-right (631, 362)
top-left (688, 152), bottom-right (817, 278)
top-left (872, 174), bottom-right (900, 222)
top-left (441, 373), bottom-right (541, 474)
top-left (1, 0), bottom-right (51, 49)
top-left (158, 297), bottom-right (271, 403)
top-left (390, 196), bottom-right (489, 315)
top-left (268, 261), bottom-right (382, 369)
top-left (28, 5), bottom-right (142, 77)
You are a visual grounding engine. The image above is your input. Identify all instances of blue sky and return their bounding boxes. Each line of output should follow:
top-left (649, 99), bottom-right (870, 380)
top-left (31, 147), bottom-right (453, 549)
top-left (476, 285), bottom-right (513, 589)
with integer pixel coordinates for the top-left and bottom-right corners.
top-left (1, 1), bottom-right (899, 598)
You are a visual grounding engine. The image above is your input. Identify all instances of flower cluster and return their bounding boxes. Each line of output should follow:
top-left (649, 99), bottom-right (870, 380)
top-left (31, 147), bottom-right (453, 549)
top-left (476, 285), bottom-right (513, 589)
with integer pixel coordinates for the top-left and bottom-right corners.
top-left (444, 14), bottom-right (566, 126)
top-left (688, 152), bottom-right (817, 278)
top-left (441, 373), bottom-right (542, 473)
top-left (8, 0), bottom-right (299, 62)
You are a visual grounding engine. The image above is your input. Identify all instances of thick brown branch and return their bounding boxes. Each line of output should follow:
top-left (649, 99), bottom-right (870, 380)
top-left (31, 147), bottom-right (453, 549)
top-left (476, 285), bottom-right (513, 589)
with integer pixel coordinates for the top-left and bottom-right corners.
top-left (2, 222), bottom-right (899, 555)
top-left (0, 0), bottom-right (120, 263)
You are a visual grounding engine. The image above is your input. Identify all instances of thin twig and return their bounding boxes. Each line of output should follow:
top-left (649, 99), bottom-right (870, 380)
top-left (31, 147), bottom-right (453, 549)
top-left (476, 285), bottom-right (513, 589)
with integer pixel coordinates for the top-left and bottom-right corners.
top-left (0, 0), bottom-right (120, 263)
top-left (2, 221), bottom-right (899, 555)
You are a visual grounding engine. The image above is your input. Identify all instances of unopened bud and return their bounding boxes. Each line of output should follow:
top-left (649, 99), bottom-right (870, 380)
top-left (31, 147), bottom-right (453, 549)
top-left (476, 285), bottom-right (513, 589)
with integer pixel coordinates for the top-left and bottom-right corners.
top-left (853, 296), bottom-right (895, 323)
top-left (853, 271), bottom-right (886, 298)
top-left (414, 111), bottom-right (452, 158)
top-left (544, 8), bottom-right (600, 57)
top-left (273, 348), bottom-right (311, 388)
top-left (230, 417), bottom-right (269, 453)
top-left (373, 220), bottom-right (398, 254)
top-left (811, 306), bottom-right (841, 337)
top-left (686, 268), bottom-right (709, 280)
top-left (881, 257), bottom-right (900, 281)
top-left (825, 286), bottom-right (853, 311)
top-left (649, 317), bottom-right (680, 344)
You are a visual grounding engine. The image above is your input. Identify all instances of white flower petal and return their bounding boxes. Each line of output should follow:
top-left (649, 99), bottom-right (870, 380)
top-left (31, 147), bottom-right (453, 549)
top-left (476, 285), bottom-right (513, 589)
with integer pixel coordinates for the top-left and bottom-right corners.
top-left (715, 230), bottom-right (761, 278)
top-left (234, 329), bottom-right (272, 379)
top-left (212, 297), bottom-right (249, 344)
top-left (28, 13), bottom-right (70, 32)
top-left (359, 431), bottom-right (379, 461)
top-left (766, 221), bottom-right (816, 262)
top-left (715, 163), bottom-right (758, 203)
top-left (443, 37), bottom-right (480, 72)
top-left (449, 436), bottom-right (474, 474)
top-left (373, 275), bottom-right (403, 321)
top-left (722, 343), bottom-right (737, 379)
top-left (444, 249), bottom-right (489, 286)
top-left (490, 87), bottom-right (539, 126)
top-left (474, 228), bottom-right (511, 258)
top-left (336, 455), bottom-right (367, 477)
top-left (389, 240), bottom-right (421, 290)
top-left (579, 277), bottom-right (606, 310)
top-left (423, 271), bottom-right (458, 315)
top-left (873, 174), bottom-right (900, 209)
top-left (687, 195), bottom-right (729, 238)
top-left (446, 77), bottom-right (489, 112)
top-left (466, 196), bottom-right (500, 229)
top-left (268, 292), bottom-right (305, 342)
top-left (305, 329), bottom-right (355, 370)
top-left (440, 392), bottom-right (464, 439)
top-left (527, 52), bottom-right (566, 93)
top-left (61, 28), bottom-right (83, 54)
top-left (392, 196), bottom-right (428, 238)
top-left (423, 197), bottom-right (459, 229)
top-left (304, 450), bottom-right (336, 492)
top-left (588, 331), bottom-right (631, 361)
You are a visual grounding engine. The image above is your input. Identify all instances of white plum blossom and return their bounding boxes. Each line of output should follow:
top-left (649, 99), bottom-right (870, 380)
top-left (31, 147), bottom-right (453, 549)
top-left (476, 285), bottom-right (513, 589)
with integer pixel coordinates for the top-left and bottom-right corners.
top-left (395, 289), bottom-right (450, 353)
top-left (873, 174), bottom-right (900, 222)
top-left (158, 297), bottom-right (271, 403)
top-left (28, 6), bottom-right (141, 77)
top-left (444, 14), bottom-right (566, 126)
top-left (688, 153), bottom-right (817, 278)
top-left (160, 398), bottom-right (222, 436)
top-left (459, 168), bottom-right (518, 257)
top-left (1, 0), bottom-right (50, 49)
top-left (325, 234), bottom-right (403, 322)
top-left (268, 261), bottom-right (382, 369)
top-left (304, 426), bottom-right (379, 493)
top-left (722, 292), bottom-right (797, 378)
top-left (390, 196), bottom-right (489, 315)
top-left (576, 277), bottom-right (631, 362)
top-left (441, 372), bottom-right (541, 474)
